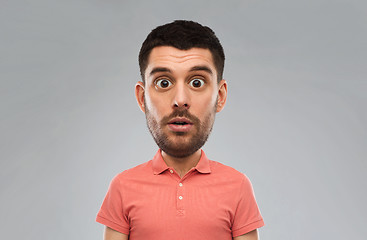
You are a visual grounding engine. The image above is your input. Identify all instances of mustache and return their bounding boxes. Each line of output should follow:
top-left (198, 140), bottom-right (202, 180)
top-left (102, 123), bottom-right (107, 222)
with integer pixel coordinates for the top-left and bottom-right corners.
top-left (161, 109), bottom-right (200, 125)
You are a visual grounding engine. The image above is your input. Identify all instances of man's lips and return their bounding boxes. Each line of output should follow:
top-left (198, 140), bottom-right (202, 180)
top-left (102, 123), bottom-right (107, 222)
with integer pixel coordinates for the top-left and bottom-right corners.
top-left (167, 117), bottom-right (193, 132)
top-left (168, 117), bottom-right (193, 125)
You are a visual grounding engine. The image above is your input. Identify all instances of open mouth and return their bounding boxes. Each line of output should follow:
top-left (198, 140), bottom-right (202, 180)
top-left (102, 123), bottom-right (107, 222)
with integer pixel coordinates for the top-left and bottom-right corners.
top-left (167, 118), bottom-right (193, 132)
top-left (168, 118), bottom-right (193, 125)
top-left (171, 121), bottom-right (190, 125)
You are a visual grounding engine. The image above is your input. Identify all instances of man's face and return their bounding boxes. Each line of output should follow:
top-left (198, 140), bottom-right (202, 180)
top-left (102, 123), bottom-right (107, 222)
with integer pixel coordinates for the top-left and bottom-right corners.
top-left (135, 46), bottom-right (227, 158)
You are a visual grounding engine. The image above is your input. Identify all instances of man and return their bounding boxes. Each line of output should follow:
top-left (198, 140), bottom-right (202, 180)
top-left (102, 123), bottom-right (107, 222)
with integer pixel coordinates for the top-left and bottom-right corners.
top-left (96, 20), bottom-right (264, 240)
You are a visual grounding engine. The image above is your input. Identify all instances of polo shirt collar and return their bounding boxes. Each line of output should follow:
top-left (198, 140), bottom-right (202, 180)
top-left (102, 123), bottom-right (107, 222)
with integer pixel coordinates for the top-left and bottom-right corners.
top-left (194, 150), bottom-right (211, 174)
top-left (152, 149), bottom-right (211, 175)
top-left (152, 150), bottom-right (169, 175)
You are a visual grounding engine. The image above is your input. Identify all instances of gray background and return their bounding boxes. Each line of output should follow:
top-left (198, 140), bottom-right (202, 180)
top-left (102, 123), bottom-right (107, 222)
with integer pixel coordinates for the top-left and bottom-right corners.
top-left (1, 0), bottom-right (366, 239)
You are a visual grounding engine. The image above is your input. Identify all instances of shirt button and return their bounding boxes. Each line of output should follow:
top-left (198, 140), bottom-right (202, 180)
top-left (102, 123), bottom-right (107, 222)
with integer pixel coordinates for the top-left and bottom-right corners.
top-left (178, 196), bottom-right (183, 200)
top-left (179, 183), bottom-right (183, 187)
top-left (169, 169), bottom-right (173, 173)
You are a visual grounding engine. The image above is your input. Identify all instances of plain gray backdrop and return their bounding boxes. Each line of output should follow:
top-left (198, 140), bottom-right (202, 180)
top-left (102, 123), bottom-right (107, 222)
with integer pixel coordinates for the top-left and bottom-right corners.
top-left (1, 0), bottom-right (366, 239)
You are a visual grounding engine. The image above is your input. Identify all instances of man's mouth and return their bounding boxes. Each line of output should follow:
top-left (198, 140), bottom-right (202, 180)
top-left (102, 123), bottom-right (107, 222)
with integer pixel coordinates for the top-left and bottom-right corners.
top-left (168, 117), bottom-right (193, 125)
top-left (171, 121), bottom-right (189, 125)
top-left (167, 118), bottom-right (193, 132)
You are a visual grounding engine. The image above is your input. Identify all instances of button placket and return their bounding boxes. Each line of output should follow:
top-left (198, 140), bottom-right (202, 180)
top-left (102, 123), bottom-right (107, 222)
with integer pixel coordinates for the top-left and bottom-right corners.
top-left (176, 181), bottom-right (184, 212)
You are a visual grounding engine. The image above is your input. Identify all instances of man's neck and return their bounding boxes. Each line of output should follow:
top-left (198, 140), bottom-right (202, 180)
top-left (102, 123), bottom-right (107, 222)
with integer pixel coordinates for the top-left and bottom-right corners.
top-left (161, 149), bottom-right (202, 178)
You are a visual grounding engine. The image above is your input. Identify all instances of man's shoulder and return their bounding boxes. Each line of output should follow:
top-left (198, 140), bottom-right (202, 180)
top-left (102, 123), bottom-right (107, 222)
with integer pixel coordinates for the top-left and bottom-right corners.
top-left (113, 159), bottom-right (153, 181)
top-left (208, 159), bottom-right (248, 181)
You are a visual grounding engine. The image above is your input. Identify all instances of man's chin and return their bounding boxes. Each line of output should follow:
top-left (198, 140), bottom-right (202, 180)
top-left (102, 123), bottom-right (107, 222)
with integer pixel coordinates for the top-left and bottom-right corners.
top-left (172, 131), bottom-right (187, 136)
top-left (162, 147), bottom-right (200, 158)
top-left (166, 135), bottom-right (196, 146)
top-left (158, 139), bottom-right (204, 158)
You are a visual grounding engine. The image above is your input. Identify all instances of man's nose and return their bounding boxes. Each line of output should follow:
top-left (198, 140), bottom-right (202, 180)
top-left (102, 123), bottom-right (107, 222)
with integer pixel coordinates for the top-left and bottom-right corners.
top-left (173, 83), bottom-right (190, 109)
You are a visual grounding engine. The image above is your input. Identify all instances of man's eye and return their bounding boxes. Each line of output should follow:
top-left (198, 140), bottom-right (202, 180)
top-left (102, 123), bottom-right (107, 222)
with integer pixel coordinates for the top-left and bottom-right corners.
top-left (189, 79), bottom-right (205, 88)
top-left (156, 79), bottom-right (172, 88)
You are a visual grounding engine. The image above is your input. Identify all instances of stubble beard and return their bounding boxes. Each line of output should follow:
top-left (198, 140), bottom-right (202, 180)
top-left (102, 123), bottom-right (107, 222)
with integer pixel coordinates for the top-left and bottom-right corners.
top-left (144, 100), bottom-right (217, 158)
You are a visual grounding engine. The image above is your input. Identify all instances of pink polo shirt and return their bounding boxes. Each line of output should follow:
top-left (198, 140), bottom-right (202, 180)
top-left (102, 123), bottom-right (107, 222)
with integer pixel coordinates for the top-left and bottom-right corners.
top-left (96, 150), bottom-right (264, 239)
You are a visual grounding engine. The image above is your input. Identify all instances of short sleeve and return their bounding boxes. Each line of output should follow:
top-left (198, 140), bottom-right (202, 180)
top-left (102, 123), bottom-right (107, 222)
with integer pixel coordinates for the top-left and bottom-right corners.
top-left (96, 174), bottom-right (130, 234)
top-left (232, 174), bottom-right (264, 237)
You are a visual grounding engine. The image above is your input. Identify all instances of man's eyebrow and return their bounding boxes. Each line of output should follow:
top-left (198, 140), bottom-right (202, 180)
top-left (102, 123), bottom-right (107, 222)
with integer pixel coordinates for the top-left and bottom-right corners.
top-left (189, 66), bottom-right (213, 75)
top-left (149, 67), bottom-right (171, 76)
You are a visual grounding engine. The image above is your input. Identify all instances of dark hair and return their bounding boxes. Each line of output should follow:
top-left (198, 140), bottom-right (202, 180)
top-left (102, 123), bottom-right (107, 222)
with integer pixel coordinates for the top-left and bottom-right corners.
top-left (138, 20), bottom-right (225, 82)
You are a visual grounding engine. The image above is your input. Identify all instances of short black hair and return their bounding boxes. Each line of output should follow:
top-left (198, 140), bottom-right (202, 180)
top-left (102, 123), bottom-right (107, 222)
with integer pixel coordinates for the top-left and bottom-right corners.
top-left (138, 20), bottom-right (225, 83)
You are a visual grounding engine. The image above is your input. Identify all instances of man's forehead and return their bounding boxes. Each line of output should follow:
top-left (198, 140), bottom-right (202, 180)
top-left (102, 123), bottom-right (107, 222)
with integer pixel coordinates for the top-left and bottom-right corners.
top-left (148, 65), bottom-right (214, 78)
top-left (150, 46), bottom-right (213, 62)
top-left (146, 46), bottom-right (216, 74)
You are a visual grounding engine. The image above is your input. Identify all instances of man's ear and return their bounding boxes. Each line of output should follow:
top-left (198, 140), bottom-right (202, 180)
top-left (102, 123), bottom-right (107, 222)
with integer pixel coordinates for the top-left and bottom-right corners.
top-left (135, 81), bottom-right (146, 113)
top-left (216, 79), bottom-right (227, 113)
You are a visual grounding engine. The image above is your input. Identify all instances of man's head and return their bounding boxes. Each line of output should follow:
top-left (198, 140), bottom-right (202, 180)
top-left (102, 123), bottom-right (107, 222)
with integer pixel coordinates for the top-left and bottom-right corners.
top-left (135, 21), bottom-right (227, 158)
top-left (139, 20), bottom-right (225, 83)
